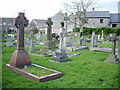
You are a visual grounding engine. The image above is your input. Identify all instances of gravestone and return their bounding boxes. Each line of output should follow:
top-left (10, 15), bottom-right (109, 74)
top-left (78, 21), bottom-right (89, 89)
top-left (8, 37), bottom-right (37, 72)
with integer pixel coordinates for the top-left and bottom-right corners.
top-left (36, 32), bottom-right (41, 43)
top-left (108, 34), bottom-right (113, 42)
top-left (25, 39), bottom-right (30, 45)
top-left (29, 31), bottom-right (36, 53)
top-left (105, 34), bottom-right (117, 64)
top-left (46, 18), bottom-right (55, 49)
top-left (52, 22), bottom-right (67, 62)
top-left (91, 33), bottom-right (98, 47)
top-left (6, 40), bottom-right (14, 47)
top-left (98, 35), bottom-right (100, 40)
top-left (80, 37), bottom-right (86, 46)
top-left (10, 12), bottom-right (31, 67)
top-left (101, 30), bottom-right (104, 40)
top-left (117, 36), bottom-right (120, 63)
top-left (64, 13), bottom-right (69, 36)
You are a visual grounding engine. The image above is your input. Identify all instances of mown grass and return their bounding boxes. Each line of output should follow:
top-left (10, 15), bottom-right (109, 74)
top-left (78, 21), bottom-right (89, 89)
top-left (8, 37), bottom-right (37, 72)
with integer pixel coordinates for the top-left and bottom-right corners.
top-left (2, 42), bottom-right (119, 88)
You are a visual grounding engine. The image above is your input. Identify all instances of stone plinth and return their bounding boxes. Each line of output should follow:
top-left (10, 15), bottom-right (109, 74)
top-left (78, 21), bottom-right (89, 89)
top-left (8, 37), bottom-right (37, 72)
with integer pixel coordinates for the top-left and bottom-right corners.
top-left (51, 52), bottom-right (68, 62)
top-left (10, 49), bottom-right (31, 67)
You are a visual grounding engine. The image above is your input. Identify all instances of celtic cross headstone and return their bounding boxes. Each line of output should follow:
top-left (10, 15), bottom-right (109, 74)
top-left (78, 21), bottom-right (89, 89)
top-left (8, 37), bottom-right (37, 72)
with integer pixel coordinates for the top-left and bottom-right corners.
top-left (10, 12), bottom-right (31, 67)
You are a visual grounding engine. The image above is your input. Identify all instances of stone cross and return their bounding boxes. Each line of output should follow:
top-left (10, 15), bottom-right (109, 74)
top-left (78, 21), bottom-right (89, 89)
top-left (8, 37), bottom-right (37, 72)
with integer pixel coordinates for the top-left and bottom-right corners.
top-left (112, 34), bottom-right (116, 55)
top-left (59, 28), bottom-right (65, 52)
top-left (10, 12), bottom-right (31, 67)
top-left (64, 13), bottom-right (69, 36)
top-left (15, 13), bottom-right (28, 50)
top-left (46, 18), bottom-right (53, 41)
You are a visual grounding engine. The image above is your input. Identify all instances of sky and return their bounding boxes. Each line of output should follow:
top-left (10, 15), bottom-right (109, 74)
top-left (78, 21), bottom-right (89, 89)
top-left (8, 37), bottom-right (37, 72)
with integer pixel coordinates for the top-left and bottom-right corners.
top-left (0, 0), bottom-right (119, 21)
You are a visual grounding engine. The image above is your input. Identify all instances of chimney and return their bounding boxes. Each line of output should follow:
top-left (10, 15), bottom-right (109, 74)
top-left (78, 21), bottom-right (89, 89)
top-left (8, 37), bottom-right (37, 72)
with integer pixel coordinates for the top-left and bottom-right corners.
top-left (92, 8), bottom-right (95, 11)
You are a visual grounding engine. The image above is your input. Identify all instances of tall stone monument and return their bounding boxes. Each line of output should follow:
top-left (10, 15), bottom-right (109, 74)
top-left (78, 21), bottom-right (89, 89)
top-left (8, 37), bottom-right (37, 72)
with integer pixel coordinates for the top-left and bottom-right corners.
top-left (10, 12), bottom-right (31, 67)
top-left (51, 22), bottom-right (67, 62)
top-left (46, 18), bottom-right (55, 49)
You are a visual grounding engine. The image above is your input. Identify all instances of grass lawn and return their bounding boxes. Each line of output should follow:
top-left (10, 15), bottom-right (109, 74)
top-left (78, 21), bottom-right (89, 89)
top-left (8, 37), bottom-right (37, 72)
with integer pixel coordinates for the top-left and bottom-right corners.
top-left (2, 42), bottom-right (119, 88)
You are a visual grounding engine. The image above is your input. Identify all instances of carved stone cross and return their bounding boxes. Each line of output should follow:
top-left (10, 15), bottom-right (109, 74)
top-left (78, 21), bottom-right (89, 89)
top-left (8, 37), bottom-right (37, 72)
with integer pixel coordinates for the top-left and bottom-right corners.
top-left (15, 13), bottom-right (28, 50)
top-left (46, 18), bottom-right (53, 41)
top-left (64, 13), bottom-right (69, 36)
top-left (10, 12), bottom-right (31, 67)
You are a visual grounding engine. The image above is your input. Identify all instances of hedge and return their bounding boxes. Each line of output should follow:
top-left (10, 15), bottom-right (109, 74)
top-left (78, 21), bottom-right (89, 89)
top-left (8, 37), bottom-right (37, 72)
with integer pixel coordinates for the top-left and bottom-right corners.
top-left (73, 27), bottom-right (120, 36)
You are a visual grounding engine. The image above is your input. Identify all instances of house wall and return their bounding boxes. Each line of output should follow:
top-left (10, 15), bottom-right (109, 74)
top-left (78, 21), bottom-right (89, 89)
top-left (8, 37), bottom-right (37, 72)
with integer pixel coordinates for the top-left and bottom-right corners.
top-left (84, 18), bottom-right (110, 28)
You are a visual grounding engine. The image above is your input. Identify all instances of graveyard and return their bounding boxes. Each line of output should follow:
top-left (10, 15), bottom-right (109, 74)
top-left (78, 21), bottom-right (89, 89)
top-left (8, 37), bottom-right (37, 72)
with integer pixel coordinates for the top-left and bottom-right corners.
top-left (1, 12), bottom-right (119, 88)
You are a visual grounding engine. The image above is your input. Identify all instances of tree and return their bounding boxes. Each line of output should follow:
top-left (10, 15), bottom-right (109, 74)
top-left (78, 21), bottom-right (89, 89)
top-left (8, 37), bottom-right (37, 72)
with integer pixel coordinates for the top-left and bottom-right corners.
top-left (64, 0), bottom-right (96, 37)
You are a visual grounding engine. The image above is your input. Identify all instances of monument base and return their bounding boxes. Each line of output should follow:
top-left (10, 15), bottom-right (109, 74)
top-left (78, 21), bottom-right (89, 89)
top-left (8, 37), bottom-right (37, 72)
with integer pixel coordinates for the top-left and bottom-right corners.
top-left (10, 49), bottom-right (31, 67)
top-left (6, 64), bottom-right (63, 82)
top-left (105, 54), bottom-right (117, 64)
top-left (51, 52), bottom-right (68, 62)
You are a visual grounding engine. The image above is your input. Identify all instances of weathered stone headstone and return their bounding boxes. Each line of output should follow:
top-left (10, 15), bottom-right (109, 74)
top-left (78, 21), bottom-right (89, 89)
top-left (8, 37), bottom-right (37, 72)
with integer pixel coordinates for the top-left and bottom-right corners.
top-left (29, 31), bottom-right (36, 53)
top-left (80, 37), bottom-right (86, 46)
top-left (91, 33), bottom-right (98, 47)
top-left (36, 31), bottom-right (41, 43)
top-left (117, 36), bottom-right (120, 63)
top-left (98, 35), bottom-right (101, 41)
top-left (10, 12), bottom-right (31, 67)
top-left (105, 34), bottom-right (117, 64)
top-left (6, 40), bottom-right (14, 47)
top-left (101, 30), bottom-right (104, 40)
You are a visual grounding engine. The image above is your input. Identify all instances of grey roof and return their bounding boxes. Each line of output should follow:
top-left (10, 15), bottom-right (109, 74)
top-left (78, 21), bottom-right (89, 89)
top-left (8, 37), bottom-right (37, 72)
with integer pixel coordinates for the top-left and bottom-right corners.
top-left (86, 11), bottom-right (110, 18)
top-left (32, 19), bottom-right (47, 26)
top-left (110, 13), bottom-right (120, 23)
top-left (0, 18), bottom-right (15, 25)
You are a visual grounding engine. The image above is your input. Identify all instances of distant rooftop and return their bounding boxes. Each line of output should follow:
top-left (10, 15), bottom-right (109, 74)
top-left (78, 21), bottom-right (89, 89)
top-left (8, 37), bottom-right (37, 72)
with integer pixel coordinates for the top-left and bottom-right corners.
top-left (86, 11), bottom-right (110, 18)
top-left (110, 13), bottom-right (120, 23)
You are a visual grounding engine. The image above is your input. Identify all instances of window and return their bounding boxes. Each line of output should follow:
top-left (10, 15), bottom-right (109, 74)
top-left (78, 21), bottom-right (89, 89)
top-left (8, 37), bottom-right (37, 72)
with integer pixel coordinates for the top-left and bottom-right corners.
top-left (100, 19), bottom-right (103, 23)
top-left (112, 24), bottom-right (117, 28)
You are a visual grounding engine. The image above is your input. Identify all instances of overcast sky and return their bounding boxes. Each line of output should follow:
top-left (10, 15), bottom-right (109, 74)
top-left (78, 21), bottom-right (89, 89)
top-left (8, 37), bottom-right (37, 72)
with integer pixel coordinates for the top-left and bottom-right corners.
top-left (0, 0), bottom-right (119, 21)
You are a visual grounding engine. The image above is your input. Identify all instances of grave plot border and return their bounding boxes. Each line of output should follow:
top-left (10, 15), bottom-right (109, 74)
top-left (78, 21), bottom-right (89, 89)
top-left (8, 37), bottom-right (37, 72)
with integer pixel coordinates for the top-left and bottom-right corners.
top-left (6, 64), bottom-right (63, 82)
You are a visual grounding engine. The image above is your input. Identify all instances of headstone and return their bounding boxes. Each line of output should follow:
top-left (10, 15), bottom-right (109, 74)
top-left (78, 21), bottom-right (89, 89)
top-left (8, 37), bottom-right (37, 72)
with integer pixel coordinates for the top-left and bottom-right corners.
top-left (52, 23), bottom-right (67, 62)
top-left (108, 34), bottom-right (113, 42)
top-left (52, 52), bottom-right (68, 62)
top-left (91, 32), bottom-right (98, 47)
top-left (80, 37), bottom-right (86, 46)
top-left (6, 40), bottom-right (14, 47)
top-left (105, 34), bottom-right (117, 64)
top-left (101, 30), bottom-right (104, 40)
top-left (36, 32), bottom-right (41, 43)
top-left (29, 32), bottom-right (36, 53)
top-left (98, 35), bottom-right (101, 41)
top-left (25, 39), bottom-right (30, 45)
top-left (117, 36), bottom-right (120, 63)
top-left (10, 12), bottom-right (31, 67)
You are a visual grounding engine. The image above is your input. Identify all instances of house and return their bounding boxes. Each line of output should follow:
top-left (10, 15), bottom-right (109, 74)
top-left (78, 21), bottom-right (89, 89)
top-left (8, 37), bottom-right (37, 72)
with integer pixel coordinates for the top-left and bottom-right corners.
top-left (84, 11), bottom-right (110, 28)
top-left (0, 18), bottom-right (17, 33)
top-left (51, 10), bottom-right (64, 34)
top-left (51, 10), bottom-right (120, 34)
top-left (30, 19), bottom-right (47, 34)
top-left (110, 13), bottom-right (120, 28)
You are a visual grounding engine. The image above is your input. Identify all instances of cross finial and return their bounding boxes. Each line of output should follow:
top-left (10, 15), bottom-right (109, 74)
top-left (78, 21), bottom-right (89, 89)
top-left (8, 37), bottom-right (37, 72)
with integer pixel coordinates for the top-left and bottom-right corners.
top-left (46, 18), bottom-right (53, 26)
top-left (15, 12), bottom-right (28, 28)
